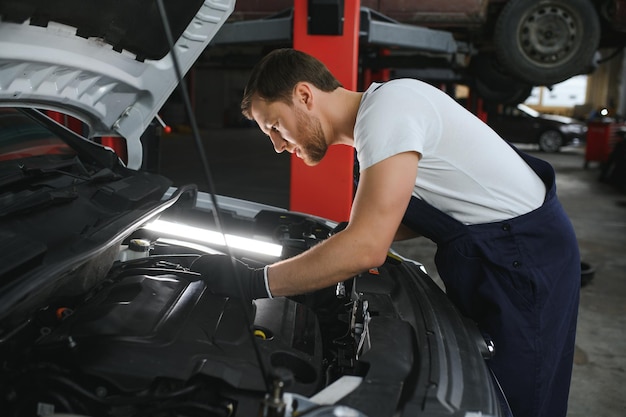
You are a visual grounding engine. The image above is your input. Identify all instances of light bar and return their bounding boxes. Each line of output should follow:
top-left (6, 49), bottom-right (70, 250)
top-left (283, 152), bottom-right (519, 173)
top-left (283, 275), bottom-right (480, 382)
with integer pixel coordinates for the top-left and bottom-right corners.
top-left (144, 219), bottom-right (283, 258)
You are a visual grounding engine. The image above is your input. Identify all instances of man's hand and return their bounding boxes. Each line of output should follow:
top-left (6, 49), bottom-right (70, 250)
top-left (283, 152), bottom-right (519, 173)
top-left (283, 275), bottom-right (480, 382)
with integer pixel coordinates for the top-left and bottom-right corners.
top-left (190, 254), bottom-right (271, 300)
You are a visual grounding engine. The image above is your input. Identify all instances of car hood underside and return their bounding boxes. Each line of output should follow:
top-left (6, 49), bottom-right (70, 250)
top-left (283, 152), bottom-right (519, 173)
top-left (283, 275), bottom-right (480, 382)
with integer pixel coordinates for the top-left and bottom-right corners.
top-left (0, 0), bottom-right (235, 169)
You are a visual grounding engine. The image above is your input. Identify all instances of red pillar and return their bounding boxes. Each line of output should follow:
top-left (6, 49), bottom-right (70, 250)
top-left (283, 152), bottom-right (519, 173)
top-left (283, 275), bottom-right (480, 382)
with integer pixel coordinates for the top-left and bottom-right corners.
top-left (290, 0), bottom-right (360, 222)
top-left (361, 48), bottom-right (391, 89)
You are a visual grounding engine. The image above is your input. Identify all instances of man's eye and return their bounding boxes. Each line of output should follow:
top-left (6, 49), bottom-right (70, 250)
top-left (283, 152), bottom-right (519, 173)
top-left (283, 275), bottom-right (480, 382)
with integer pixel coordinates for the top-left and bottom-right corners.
top-left (271, 124), bottom-right (279, 131)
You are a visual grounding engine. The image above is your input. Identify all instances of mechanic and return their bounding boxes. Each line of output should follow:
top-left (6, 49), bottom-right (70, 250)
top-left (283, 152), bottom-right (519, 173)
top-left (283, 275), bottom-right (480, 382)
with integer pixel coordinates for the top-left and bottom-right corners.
top-left (191, 48), bottom-right (580, 417)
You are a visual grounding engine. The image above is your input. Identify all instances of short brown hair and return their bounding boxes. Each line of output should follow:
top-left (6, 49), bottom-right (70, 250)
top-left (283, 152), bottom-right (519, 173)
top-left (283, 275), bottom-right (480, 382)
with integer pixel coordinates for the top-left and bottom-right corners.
top-left (241, 48), bottom-right (342, 119)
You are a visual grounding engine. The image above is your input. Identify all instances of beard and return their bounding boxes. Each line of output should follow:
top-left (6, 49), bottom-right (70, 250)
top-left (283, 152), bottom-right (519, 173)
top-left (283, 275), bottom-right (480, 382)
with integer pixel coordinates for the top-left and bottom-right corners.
top-left (294, 106), bottom-right (328, 165)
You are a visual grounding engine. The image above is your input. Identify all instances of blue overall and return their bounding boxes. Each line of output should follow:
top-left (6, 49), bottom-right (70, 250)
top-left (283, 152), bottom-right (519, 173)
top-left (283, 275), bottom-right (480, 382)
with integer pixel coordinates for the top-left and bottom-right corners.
top-left (402, 150), bottom-right (580, 417)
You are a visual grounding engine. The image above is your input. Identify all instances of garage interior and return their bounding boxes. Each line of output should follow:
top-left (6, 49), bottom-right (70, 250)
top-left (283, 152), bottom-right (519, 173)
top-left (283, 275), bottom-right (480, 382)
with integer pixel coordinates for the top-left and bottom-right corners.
top-left (150, 1), bottom-right (626, 417)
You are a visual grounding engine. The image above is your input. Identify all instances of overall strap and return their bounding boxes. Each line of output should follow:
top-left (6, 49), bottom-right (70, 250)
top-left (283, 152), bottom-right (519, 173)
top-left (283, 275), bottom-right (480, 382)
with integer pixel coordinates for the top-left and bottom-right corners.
top-left (401, 145), bottom-right (557, 245)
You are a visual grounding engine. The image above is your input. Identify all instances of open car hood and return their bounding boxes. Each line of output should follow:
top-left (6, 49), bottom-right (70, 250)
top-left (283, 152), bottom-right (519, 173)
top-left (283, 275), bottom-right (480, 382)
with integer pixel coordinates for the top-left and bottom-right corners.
top-left (0, 0), bottom-right (235, 169)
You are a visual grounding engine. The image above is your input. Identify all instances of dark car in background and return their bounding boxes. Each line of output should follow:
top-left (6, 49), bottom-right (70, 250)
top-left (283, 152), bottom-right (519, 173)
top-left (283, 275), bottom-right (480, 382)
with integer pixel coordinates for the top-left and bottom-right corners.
top-left (0, 1), bottom-right (508, 417)
top-left (487, 104), bottom-right (588, 152)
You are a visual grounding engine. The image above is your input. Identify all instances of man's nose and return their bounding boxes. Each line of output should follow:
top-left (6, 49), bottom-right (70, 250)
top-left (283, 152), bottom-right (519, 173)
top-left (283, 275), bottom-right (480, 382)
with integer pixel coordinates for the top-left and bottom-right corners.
top-left (269, 131), bottom-right (286, 153)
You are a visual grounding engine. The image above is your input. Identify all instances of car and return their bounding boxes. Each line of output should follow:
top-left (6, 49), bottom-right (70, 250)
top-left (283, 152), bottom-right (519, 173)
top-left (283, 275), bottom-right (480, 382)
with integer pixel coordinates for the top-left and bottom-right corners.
top-left (0, 1), bottom-right (510, 417)
top-left (487, 103), bottom-right (588, 152)
top-left (227, 0), bottom-right (626, 104)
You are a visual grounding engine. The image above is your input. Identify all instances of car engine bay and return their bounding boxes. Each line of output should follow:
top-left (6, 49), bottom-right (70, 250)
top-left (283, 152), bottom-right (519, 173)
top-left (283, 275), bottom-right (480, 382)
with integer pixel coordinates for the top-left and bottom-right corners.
top-left (0, 218), bottom-right (420, 417)
top-left (1, 216), bottom-right (501, 417)
top-left (2, 252), bottom-right (330, 416)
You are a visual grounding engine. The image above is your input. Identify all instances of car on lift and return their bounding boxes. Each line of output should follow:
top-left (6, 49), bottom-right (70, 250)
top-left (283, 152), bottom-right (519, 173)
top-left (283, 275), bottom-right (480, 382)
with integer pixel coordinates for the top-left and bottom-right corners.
top-left (228, 0), bottom-right (626, 104)
top-left (0, 1), bottom-right (508, 417)
top-left (487, 104), bottom-right (588, 152)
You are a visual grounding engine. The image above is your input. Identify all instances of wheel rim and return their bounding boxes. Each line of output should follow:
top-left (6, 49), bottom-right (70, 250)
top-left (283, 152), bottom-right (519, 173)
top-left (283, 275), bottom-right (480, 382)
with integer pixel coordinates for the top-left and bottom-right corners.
top-left (539, 130), bottom-right (562, 152)
top-left (519, 5), bottom-right (580, 68)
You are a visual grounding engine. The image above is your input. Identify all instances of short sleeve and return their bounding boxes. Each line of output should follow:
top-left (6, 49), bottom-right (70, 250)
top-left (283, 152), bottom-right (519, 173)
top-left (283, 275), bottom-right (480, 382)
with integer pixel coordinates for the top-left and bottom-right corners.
top-left (354, 80), bottom-right (442, 171)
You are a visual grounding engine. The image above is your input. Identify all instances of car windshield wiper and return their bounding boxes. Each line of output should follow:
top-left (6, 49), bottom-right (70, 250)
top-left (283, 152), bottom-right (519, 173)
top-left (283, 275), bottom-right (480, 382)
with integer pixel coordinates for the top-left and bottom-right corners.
top-left (21, 162), bottom-right (121, 183)
top-left (0, 188), bottom-right (78, 218)
top-left (0, 157), bottom-right (123, 217)
top-left (0, 156), bottom-right (121, 189)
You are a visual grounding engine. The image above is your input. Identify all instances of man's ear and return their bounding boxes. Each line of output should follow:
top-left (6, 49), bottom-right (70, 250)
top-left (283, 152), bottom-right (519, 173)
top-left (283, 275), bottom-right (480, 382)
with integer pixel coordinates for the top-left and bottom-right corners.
top-left (293, 82), bottom-right (314, 109)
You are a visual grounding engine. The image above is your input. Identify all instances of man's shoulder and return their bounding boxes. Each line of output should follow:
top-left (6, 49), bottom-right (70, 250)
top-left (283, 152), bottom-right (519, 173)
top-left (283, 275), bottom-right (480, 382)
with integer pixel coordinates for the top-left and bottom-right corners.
top-left (377, 78), bottom-right (431, 89)
top-left (366, 79), bottom-right (442, 101)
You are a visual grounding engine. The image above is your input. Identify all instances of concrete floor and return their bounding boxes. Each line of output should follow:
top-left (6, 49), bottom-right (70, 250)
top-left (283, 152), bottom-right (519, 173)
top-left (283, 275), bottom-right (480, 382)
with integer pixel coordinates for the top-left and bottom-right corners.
top-left (544, 147), bottom-right (626, 417)
top-left (159, 130), bottom-right (626, 417)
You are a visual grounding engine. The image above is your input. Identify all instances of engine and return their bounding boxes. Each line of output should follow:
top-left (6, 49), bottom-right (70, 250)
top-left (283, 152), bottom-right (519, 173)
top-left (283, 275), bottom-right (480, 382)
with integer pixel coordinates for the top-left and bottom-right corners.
top-left (0, 253), bottom-right (353, 417)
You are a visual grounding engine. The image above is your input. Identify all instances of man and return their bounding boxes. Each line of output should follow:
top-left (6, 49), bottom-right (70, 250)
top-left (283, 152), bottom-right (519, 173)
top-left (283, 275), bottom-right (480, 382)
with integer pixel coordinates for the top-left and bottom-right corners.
top-left (192, 48), bottom-right (580, 417)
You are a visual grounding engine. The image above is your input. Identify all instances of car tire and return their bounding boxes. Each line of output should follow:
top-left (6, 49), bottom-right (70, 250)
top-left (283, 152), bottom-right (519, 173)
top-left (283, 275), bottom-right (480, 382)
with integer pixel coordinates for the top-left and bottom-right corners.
top-left (470, 53), bottom-right (533, 105)
top-left (494, 0), bottom-right (601, 86)
top-left (538, 129), bottom-right (564, 152)
top-left (474, 78), bottom-right (533, 106)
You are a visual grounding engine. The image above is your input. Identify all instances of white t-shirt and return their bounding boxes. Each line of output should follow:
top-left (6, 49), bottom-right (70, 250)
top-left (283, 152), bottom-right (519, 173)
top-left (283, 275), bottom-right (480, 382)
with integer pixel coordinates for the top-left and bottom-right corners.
top-left (354, 79), bottom-right (546, 225)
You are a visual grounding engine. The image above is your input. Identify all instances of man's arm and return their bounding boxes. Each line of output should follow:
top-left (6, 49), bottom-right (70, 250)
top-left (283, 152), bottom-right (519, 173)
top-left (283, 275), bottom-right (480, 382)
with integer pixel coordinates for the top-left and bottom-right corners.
top-left (266, 151), bottom-right (420, 297)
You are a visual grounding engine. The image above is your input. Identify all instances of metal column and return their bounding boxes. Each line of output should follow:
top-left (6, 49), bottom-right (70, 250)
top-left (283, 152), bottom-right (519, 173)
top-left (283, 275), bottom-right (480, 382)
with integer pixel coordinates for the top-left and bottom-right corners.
top-left (290, 0), bottom-right (360, 222)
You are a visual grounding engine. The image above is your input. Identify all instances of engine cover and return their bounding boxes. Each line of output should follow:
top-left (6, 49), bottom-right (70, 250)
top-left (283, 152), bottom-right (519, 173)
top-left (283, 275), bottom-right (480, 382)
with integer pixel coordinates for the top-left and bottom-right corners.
top-left (33, 269), bottom-right (324, 395)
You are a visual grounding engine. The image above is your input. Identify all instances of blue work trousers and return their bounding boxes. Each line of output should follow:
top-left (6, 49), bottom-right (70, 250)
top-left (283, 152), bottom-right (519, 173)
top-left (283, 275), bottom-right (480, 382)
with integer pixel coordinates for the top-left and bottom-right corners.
top-left (402, 150), bottom-right (580, 417)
